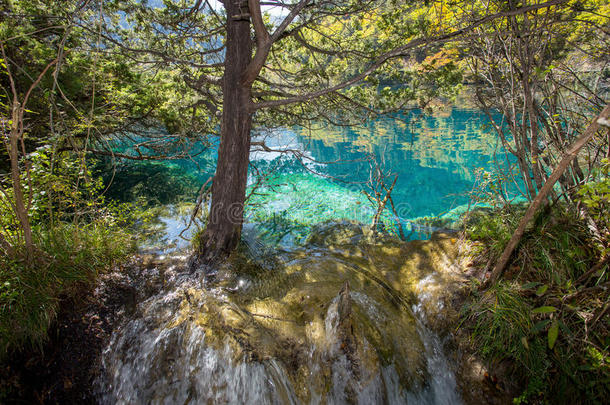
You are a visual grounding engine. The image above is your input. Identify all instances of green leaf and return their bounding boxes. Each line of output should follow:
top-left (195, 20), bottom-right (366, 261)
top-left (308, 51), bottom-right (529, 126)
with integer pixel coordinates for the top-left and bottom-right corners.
top-left (521, 336), bottom-right (529, 350)
top-left (536, 285), bottom-right (548, 296)
top-left (532, 306), bottom-right (557, 314)
top-left (522, 282), bottom-right (540, 289)
top-left (548, 320), bottom-right (559, 349)
top-left (531, 319), bottom-right (551, 333)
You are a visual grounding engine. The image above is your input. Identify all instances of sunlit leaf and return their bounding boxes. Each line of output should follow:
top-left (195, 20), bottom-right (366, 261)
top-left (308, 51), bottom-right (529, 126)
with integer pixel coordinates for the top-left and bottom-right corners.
top-left (532, 306), bottom-right (557, 314)
top-left (536, 285), bottom-right (548, 296)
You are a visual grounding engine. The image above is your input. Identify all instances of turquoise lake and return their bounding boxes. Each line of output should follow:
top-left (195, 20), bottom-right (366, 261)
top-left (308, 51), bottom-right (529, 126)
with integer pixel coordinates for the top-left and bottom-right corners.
top-left (108, 106), bottom-right (515, 248)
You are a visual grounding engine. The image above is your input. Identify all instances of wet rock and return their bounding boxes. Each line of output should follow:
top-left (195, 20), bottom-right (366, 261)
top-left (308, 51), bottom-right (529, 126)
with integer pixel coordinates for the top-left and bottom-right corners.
top-left (306, 220), bottom-right (368, 247)
top-left (336, 281), bottom-right (356, 362)
top-left (98, 226), bottom-right (472, 404)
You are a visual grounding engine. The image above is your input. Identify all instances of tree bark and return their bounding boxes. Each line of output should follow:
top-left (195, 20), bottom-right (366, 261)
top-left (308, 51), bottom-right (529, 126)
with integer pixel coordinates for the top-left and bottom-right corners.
top-left (489, 104), bottom-right (610, 284)
top-left (196, 2), bottom-right (253, 263)
top-left (9, 101), bottom-right (34, 261)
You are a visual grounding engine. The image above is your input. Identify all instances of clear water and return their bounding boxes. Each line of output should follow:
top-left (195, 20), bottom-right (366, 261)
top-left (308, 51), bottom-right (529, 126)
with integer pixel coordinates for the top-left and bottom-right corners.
top-left (148, 107), bottom-right (510, 246)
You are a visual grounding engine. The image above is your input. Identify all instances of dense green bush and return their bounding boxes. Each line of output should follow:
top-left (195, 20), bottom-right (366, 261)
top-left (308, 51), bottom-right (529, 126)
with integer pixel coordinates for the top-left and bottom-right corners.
top-left (0, 222), bottom-right (134, 356)
top-left (464, 205), bottom-right (609, 404)
top-left (0, 151), bottom-right (138, 357)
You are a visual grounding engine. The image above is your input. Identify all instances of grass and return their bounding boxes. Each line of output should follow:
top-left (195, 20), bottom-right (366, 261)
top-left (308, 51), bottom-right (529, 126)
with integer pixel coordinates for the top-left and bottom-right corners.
top-left (463, 204), bottom-right (609, 404)
top-left (0, 221), bottom-right (135, 357)
top-left (464, 281), bottom-right (550, 401)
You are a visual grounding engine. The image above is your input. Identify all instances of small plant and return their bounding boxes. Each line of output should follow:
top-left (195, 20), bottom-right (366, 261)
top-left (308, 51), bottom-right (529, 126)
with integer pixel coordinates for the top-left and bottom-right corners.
top-left (0, 222), bottom-right (134, 356)
top-left (466, 282), bottom-right (550, 400)
top-left (578, 158), bottom-right (610, 255)
top-left (464, 204), bottom-right (609, 403)
top-left (465, 205), bottom-right (522, 256)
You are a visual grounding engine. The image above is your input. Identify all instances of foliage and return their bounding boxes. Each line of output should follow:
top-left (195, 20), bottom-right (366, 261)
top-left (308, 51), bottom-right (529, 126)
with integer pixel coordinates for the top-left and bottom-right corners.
top-left (0, 0), bottom-right (206, 172)
top-left (578, 158), bottom-right (610, 254)
top-left (466, 205), bottom-right (522, 257)
top-left (0, 148), bottom-right (138, 357)
top-left (0, 221), bottom-right (134, 357)
top-left (1, 149), bottom-right (146, 231)
top-left (465, 205), bottom-right (609, 403)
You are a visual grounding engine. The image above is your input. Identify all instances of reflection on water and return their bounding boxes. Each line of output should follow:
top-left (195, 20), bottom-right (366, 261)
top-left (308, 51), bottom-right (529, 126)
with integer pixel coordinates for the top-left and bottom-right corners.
top-left (111, 107), bottom-right (511, 248)
top-left (243, 108), bottom-right (509, 243)
top-left (296, 109), bottom-right (502, 182)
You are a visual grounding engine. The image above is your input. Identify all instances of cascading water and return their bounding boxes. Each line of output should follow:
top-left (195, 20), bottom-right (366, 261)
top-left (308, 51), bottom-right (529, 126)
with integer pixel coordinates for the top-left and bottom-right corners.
top-left (98, 222), bottom-right (467, 404)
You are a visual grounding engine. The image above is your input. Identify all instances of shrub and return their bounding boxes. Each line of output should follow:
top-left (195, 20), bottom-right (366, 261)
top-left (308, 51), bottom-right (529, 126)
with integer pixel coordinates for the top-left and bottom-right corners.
top-left (0, 151), bottom-right (137, 357)
top-left (464, 204), bottom-right (609, 403)
top-left (0, 222), bottom-right (135, 356)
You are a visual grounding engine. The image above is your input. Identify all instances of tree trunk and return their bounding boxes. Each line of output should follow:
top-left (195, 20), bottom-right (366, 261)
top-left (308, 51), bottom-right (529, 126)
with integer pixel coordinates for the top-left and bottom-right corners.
top-left (196, 3), bottom-right (253, 263)
top-left (488, 104), bottom-right (610, 284)
top-left (9, 101), bottom-right (34, 261)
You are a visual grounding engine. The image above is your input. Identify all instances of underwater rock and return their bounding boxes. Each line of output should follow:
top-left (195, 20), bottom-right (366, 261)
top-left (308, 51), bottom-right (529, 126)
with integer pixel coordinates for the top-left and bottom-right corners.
top-left (306, 220), bottom-right (368, 247)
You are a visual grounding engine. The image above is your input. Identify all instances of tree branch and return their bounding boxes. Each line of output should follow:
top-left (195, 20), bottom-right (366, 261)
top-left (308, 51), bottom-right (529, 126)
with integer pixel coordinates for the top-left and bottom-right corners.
top-left (489, 103), bottom-right (610, 284)
top-left (251, 0), bottom-right (568, 111)
top-left (242, 0), bottom-right (272, 86)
